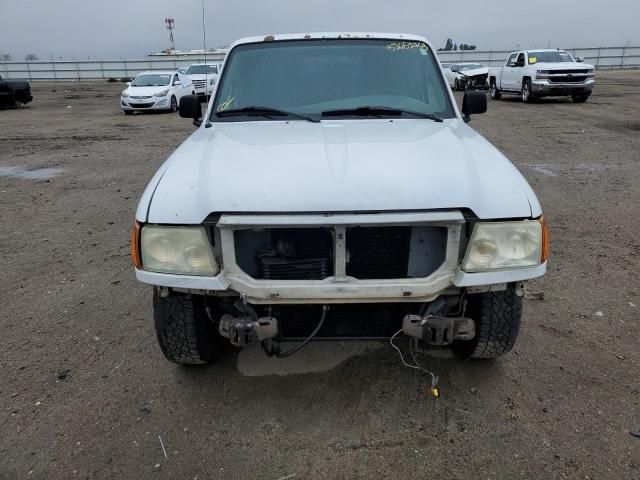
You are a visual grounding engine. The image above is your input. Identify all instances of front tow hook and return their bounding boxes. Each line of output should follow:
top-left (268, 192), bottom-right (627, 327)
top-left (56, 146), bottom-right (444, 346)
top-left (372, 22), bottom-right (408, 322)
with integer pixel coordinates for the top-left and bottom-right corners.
top-left (402, 314), bottom-right (475, 346)
top-left (218, 314), bottom-right (279, 347)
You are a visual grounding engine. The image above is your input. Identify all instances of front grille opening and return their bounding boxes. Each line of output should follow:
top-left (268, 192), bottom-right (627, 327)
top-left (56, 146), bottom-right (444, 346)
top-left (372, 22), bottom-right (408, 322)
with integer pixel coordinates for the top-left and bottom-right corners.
top-left (234, 228), bottom-right (333, 280)
top-left (346, 226), bottom-right (447, 279)
top-left (549, 76), bottom-right (588, 84)
top-left (272, 304), bottom-right (417, 339)
top-left (550, 69), bottom-right (590, 75)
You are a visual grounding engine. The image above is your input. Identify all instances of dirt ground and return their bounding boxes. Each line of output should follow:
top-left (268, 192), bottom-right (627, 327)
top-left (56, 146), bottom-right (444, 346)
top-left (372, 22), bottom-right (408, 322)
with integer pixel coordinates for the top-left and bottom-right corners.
top-left (1, 71), bottom-right (639, 479)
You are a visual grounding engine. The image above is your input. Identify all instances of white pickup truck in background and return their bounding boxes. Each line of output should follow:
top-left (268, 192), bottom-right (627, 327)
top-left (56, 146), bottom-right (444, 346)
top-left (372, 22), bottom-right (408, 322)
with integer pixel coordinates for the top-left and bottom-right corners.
top-left (489, 49), bottom-right (595, 103)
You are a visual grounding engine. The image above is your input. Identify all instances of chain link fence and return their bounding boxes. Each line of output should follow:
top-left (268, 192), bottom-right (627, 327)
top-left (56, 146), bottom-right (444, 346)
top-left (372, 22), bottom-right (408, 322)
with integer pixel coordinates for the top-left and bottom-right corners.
top-left (1, 46), bottom-right (638, 81)
top-left (0, 53), bottom-right (226, 81)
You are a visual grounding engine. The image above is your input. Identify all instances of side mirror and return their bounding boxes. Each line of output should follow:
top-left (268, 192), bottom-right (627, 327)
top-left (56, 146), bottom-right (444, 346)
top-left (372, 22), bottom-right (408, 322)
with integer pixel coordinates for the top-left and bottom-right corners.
top-left (461, 91), bottom-right (487, 122)
top-left (126, 82), bottom-right (132, 86)
top-left (174, 80), bottom-right (181, 86)
top-left (179, 95), bottom-right (203, 126)
top-left (576, 56), bottom-right (585, 63)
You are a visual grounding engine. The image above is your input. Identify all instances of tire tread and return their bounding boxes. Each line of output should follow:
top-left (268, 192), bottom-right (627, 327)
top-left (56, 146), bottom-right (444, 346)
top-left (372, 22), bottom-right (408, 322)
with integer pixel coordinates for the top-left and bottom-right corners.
top-left (153, 292), bottom-right (221, 364)
top-left (466, 288), bottom-right (523, 359)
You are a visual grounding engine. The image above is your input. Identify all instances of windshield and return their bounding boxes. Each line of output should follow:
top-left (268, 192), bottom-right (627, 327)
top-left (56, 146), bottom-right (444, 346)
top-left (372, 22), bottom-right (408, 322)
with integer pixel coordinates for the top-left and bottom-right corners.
top-left (186, 65), bottom-right (218, 75)
top-left (212, 39), bottom-right (455, 121)
top-left (132, 74), bottom-right (171, 87)
top-left (459, 64), bottom-right (483, 71)
top-left (528, 51), bottom-right (574, 64)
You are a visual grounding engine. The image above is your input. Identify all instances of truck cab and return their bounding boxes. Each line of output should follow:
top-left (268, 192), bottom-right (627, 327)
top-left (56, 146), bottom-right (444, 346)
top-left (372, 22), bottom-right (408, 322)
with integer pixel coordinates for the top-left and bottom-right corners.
top-left (489, 49), bottom-right (595, 103)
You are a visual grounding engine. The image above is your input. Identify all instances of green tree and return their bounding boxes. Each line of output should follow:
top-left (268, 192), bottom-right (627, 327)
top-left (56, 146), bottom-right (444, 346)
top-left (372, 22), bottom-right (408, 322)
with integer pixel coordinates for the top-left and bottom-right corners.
top-left (24, 53), bottom-right (39, 61)
top-left (439, 39), bottom-right (478, 52)
top-left (438, 38), bottom-right (454, 52)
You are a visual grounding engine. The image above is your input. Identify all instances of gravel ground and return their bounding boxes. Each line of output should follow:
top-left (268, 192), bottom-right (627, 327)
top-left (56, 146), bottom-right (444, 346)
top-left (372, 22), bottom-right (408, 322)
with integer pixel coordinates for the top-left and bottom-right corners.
top-left (1, 71), bottom-right (639, 479)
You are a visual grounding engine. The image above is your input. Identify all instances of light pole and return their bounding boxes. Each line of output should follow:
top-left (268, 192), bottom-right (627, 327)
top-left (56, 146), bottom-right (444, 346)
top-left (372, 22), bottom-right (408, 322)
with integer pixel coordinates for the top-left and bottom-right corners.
top-left (165, 18), bottom-right (176, 52)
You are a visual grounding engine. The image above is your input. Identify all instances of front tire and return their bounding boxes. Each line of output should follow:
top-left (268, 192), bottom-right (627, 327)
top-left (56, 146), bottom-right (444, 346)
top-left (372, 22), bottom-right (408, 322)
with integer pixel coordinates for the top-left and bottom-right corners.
top-left (521, 79), bottom-right (534, 103)
top-left (490, 80), bottom-right (502, 100)
top-left (169, 95), bottom-right (177, 112)
top-left (454, 287), bottom-right (523, 359)
top-left (123, 110), bottom-right (133, 115)
top-left (153, 291), bottom-right (224, 364)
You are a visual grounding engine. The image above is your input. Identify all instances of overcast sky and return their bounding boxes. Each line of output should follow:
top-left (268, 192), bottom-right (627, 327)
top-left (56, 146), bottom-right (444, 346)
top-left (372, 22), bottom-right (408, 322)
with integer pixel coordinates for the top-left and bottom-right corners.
top-left (0, 0), bottom-right (637, 59)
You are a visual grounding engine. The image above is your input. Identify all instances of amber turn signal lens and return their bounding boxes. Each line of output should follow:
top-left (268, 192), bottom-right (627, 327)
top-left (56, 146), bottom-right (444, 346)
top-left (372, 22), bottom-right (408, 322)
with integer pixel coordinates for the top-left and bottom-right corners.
top-left (539, 217), bottom-right (549, 263)
top-left (131, 221), bottom-right (142, 268)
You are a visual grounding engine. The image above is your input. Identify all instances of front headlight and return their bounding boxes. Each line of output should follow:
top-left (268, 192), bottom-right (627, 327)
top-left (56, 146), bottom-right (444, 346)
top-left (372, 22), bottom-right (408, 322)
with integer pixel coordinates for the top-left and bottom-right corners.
top-left (140, 226), bottom-right (218, 276)
top-left (463, 220), bottom-right (545, 272)
top-left (155, 89), bottom-right (170, 97)
top-left (122, 91), bottom-right (129, 98)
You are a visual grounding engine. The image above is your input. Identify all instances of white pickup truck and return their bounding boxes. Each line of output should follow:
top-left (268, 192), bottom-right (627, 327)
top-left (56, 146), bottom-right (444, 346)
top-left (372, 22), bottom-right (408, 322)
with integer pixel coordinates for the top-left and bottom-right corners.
top-left (132, 33), bottom-right (548, 366)
top-left (489, 49), bottom-right (595, 103)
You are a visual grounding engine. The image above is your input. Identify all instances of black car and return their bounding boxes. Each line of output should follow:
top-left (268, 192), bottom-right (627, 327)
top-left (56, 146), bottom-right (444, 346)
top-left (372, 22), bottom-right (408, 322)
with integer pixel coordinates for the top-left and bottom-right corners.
top-left (0, 74), bottom-right (33, 107)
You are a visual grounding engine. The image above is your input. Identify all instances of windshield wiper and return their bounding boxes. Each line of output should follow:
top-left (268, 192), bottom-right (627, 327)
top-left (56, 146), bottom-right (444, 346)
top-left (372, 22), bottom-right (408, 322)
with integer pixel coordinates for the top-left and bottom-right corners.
top-left (214, 106), bottom-right (319, 123)
top-left (321, 106), bottom-right (443, 122)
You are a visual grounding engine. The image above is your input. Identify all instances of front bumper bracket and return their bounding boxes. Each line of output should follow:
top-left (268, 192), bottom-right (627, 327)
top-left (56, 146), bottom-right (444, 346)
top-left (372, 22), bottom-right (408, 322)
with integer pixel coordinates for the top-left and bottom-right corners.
top-left (402, 314), bottom-right (475, 346)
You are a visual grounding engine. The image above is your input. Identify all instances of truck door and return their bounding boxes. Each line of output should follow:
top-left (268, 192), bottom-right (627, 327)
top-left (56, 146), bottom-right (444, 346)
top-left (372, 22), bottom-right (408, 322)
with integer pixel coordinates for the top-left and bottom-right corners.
top-left (512, 53), bottom-right (527, 90)
top-left (501, 53), bottom-right (519, 91)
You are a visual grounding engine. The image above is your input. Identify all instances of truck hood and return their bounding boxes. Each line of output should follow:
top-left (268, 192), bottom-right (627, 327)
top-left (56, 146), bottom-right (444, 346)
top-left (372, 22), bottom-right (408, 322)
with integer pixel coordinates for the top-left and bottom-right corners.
top-left (536, 61), bottom-right (594, 70)
top-left (189, 74), bottom-right (218, 81)
top-left (140, 119), bottom-right (540, 224)
top-left (1, 78), bottom-right (30, 88)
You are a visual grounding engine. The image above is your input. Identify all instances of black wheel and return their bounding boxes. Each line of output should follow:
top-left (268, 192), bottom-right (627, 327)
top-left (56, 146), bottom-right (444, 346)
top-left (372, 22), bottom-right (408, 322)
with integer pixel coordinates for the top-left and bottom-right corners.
top-left (153, 291), bottom-right (225, 364)
top-left (521, 79), bottom-right (534, 103)
top-left (11, 92), bottom-right (22, 108)
top-left (490, 80), bottom-right (502, 100)
top-left (124, 110), bottom-right (133, 115)
top-left (572, 94), bottom-right (590, 103)
top-left (169, 96), bottom-right (177, 112)
top-left (454, 78), bottom-right (460, 91)
top-left (454, 287), bottom-right (523, 359)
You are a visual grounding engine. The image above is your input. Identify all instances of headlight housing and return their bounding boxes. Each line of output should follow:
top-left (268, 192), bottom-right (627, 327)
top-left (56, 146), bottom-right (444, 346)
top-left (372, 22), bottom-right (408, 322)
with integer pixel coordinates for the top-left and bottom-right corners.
top-left (463, 220), bottom-right (545, 272)
top-left (140, 226), bottom-right (218, 276)
top-left (121, 91), bottom-right (129, 98)
top-left (155, 89), bottom-right (170, 97)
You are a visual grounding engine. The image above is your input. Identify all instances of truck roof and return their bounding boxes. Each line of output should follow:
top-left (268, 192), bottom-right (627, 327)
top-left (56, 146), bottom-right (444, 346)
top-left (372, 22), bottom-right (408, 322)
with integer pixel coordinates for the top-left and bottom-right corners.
top-left (513, 48), bottom-right (569, 53)
top-left (230, 32), bottom-right (432, 48)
